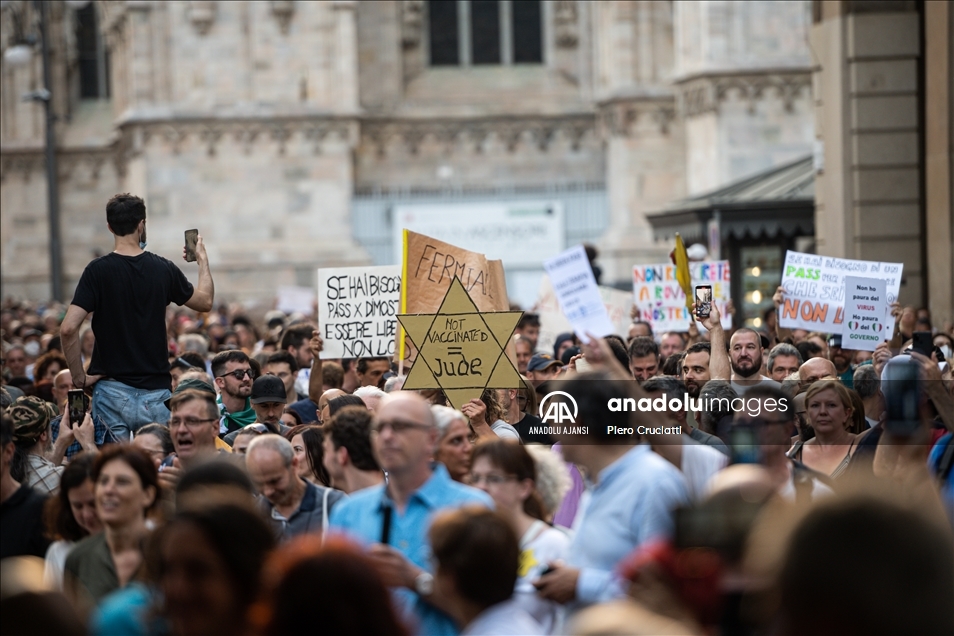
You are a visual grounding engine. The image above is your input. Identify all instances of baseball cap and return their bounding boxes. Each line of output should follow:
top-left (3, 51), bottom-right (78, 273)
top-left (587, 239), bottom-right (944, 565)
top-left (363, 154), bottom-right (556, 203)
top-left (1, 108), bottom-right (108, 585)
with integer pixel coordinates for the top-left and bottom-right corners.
top-left (164, 377), bottom-right (217, 409)
top-left (8, 395), bottom-right (56, 444)
top-left (828, 334), bottom-right (843, 348)
top-left (527, 354), bottom-right (561, 372)
top-left (251, 375), bottom-right (286, 405)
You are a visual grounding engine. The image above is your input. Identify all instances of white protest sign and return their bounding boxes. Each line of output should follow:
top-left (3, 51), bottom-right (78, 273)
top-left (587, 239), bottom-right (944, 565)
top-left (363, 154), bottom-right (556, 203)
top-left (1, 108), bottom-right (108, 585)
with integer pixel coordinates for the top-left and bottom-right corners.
top-left (632, 261), bottom-right (732, 332)
top-left (778, 251), bottom-right (902, 333)
top-left (276, 286), bottom-right (316, 316)
top-left (543, 245), bottom-right (614, 342)
top-left (536, 278), bottom-right (633, 356)
top-left (317, 266), bottom-right (402, 359)
top-left (843, 277), bottom-right (888, 351)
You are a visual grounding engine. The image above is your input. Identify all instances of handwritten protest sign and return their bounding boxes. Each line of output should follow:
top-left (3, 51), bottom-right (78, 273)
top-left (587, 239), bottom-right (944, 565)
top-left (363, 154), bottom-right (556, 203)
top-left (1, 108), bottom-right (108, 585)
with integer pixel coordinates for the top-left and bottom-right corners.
top-left (317, 266), bottom-right (401, 359)
top-left (404, 230), bottom-right (510, 314)
top-left (632, 261), bottom-right (732, 332)
top-left (778, 251), bottom-right (902, 333)
top-left (399, 277), bottom-right (522, 410)
top-left (543, 245), bottom-right (614, 342)
top-left (843, 276), bottom-right (887, 351)
top-left (536, 277), bottom-right (632, 356)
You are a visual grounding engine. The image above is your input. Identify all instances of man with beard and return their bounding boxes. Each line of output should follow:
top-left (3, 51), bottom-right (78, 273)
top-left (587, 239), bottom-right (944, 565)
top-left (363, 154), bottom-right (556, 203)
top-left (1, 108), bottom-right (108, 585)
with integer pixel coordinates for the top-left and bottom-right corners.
top-left (627, 337), bottom-right (659, 384)
top-left (827, 335), bottom-right (855, 389)
top-left (211, 350), bottom-right (256, 438)
top-left (728, 328), bottom-right (779, 396)
top-left (680, 342), bottom-right (729, 452)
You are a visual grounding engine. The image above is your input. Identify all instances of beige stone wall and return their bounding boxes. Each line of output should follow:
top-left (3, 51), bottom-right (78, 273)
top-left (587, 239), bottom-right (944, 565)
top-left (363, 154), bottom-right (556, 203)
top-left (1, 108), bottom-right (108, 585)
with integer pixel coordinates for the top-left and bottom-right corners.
top-left (811, 3), bottom-right (927, 307)
top-left (924, 1), bottom-right (954, 325)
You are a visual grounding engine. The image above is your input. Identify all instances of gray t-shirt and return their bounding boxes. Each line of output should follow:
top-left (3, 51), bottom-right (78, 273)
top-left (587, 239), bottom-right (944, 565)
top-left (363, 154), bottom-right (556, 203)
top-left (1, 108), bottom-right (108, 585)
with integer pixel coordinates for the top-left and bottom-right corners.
top-left (491, 419), bottom-right (521, 441)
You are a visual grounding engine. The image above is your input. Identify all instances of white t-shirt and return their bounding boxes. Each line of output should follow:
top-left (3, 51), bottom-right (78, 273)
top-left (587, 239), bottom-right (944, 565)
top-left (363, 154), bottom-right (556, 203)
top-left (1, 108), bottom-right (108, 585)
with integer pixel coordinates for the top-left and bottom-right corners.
top-left (462, 599), bottom-right (544, 635)
top-left (513, 521), bottom-right (570, 634)
top-left (679, 437), bottom-right (729, 501)
top-left (43, 540), bottom-right (75, 591)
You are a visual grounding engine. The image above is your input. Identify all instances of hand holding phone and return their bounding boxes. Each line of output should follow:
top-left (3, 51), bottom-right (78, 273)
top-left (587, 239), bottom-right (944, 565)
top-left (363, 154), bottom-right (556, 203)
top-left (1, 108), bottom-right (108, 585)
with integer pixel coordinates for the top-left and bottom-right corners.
top-left (184, 229), bottom-right (199, 262)
top-left (67, 389), bottom-right (88, 428)
top-left (694, 286), bottom-right (712, 319)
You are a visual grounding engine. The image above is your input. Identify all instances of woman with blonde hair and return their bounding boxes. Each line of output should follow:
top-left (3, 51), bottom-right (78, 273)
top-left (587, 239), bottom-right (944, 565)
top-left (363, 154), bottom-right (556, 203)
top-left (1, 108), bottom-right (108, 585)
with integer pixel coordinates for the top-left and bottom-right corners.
top-left (787, 380), bottom-right (858, 478)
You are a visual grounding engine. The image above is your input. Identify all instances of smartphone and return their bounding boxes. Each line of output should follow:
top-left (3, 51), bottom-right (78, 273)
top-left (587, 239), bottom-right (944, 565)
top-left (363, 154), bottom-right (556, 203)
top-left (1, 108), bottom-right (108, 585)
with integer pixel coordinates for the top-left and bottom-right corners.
top-left (184, 229), bottom-right (198, 262)
top-left (884, 357), bottom-right (921, 437)
top-left (694, 285), bottom-right (712, 318)
top-left (67, 389), bottom-right (88, 427)
top-left (729, 424), bottom-right (760, 465)
top-left (911, 331), bottom-right (933, 357)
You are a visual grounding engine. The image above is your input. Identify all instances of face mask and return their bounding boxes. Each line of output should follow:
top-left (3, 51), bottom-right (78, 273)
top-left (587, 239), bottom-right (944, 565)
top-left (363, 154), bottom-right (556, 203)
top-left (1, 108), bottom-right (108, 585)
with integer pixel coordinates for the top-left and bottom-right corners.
top-left (24, 341), bottom-right (41, 357)
top-left (941, 345), bottom-right (952, 360)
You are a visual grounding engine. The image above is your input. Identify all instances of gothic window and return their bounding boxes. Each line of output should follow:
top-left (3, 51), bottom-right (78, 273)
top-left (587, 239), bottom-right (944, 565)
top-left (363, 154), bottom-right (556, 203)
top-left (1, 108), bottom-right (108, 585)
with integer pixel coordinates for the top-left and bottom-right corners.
top-left (76, 3), bottom-right (110, 99)
top-left (427, 0), bottom-right (542, 67)
top-left (512, 0), bottom-right (542, 63)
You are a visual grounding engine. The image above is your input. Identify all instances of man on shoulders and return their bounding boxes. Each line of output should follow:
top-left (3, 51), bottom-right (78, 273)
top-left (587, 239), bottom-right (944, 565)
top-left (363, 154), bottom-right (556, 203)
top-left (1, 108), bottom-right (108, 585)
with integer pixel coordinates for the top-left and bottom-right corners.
top-left (60, 194), bottom-right (214, 441)
top-left (330, 392), bottom-right (492, 636)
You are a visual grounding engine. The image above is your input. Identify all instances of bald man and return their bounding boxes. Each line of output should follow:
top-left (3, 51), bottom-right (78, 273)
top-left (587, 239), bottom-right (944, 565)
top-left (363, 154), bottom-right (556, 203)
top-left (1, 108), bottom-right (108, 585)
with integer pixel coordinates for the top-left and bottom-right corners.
top-left (799, 358), bottom-right (837, 387)
top-left (317, 388), bottom-right (346, 424)
top-left (329, 392), bottom-right (492, 636)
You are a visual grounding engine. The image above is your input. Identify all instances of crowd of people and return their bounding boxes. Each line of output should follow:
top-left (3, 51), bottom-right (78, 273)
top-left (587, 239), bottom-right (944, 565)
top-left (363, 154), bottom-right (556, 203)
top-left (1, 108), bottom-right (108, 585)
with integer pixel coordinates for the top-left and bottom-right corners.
top-left (1, 193), bottom-right (953, 636)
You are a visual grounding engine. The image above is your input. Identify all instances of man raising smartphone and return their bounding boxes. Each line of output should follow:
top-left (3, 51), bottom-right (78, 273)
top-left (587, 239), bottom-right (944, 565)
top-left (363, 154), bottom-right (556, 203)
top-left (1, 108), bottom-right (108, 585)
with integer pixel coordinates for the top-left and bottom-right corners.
top-left (60, 193), bottom-right (214, 441)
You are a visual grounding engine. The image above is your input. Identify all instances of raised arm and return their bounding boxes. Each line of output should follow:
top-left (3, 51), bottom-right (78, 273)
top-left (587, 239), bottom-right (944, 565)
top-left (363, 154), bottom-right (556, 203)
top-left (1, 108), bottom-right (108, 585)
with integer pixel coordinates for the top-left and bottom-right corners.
top-left (772, 286), bottom-right (793, 344)
top-left (60, 304), bottom-right (100, 388)
top-left (307, 332), bottom-right (325, 404)
top-left (184, 234), bottom-right (214, 312)
top-left (694, 302), bottom-right (729, 381)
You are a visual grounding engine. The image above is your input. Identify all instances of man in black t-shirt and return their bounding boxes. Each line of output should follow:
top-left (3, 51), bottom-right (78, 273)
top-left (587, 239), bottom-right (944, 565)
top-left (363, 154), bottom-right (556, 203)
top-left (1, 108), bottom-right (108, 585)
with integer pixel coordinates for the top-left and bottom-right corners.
top-left (60, 193), bottom-right (214, 440)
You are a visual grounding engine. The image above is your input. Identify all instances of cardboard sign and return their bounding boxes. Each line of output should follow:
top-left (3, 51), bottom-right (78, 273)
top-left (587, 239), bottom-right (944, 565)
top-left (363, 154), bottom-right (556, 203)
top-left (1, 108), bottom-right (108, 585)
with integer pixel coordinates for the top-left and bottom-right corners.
top-left (778, 251), bottom-right (902, 333)
top-left (536, 277), bottom-right (632, 356)
top-left (404, 230), bottom-right (510, 314)
top-left (843, 276), bottom-right (888, 351)
top-left (632, 261), bottom-right (732, 332)
top-left (399, 277), bottom-right (523, 410)
top-left (543, 245), bottom-right (614, 342)
top-left (317, 266), bottom-right (401, 359)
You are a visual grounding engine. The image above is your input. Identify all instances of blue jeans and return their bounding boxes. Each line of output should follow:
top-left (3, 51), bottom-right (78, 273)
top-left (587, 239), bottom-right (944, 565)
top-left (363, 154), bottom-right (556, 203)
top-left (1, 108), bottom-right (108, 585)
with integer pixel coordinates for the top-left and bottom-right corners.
top-left (92, 379), bottom-right (171, 442)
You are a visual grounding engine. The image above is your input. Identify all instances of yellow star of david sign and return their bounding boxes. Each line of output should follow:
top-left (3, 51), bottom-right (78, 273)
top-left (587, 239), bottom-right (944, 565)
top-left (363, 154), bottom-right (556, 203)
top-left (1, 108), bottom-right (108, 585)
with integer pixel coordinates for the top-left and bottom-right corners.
top-left (398, 277), bottom-right (523, 411)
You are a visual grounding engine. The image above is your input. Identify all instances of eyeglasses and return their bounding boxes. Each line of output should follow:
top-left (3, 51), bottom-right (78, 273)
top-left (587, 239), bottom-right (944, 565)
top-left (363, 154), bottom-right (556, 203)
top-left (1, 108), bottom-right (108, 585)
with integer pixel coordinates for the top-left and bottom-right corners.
top-left (370, 419), bottom-right (432, 435)
top-left (169, 417), bottom-right (218, 429)
top-left (469, 473), bottom-right (516, 486)
top-left (218, 368), bottom-right (254, 381)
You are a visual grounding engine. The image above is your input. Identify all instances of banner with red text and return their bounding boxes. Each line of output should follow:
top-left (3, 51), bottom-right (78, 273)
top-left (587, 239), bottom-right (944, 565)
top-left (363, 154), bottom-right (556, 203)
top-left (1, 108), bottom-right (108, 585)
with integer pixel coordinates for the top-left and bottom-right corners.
top-left (778, 251), bottom-right (902, 334)
top-left (632, 261), bottom-right (732, 333)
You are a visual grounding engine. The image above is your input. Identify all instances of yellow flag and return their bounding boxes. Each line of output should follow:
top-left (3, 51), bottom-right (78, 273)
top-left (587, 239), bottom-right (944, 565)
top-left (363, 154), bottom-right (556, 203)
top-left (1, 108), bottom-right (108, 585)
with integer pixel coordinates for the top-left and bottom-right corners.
top-left (669, 233), bottom-right (693, 311)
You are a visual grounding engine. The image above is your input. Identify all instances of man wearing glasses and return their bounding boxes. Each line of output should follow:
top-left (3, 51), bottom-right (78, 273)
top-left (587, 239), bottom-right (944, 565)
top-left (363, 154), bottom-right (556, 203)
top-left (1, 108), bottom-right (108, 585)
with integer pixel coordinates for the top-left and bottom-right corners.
top-left (211, 350), bottom-right (256, 438)
top-left (329, 392), bottom-right (492, 636)
top-left (159, 390), bottom-right (228, 491)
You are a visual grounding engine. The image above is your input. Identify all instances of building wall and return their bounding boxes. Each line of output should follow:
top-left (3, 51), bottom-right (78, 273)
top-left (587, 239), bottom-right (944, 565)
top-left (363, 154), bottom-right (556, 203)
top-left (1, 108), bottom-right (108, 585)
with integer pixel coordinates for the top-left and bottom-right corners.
top-left (2, 0), bottom-right (818, 302)
top-left (675, 1), bottom-right (815, 195)
top-left (811, 1), bottom-right (928, 308)
top-left (923, 1), bottom-right (954, 325)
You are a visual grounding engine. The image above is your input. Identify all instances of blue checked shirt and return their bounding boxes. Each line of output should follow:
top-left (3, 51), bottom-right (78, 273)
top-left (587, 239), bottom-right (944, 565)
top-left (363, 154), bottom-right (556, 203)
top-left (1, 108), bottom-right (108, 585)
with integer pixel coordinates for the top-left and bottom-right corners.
top-left (50, 414), bottom-right (120, 460)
